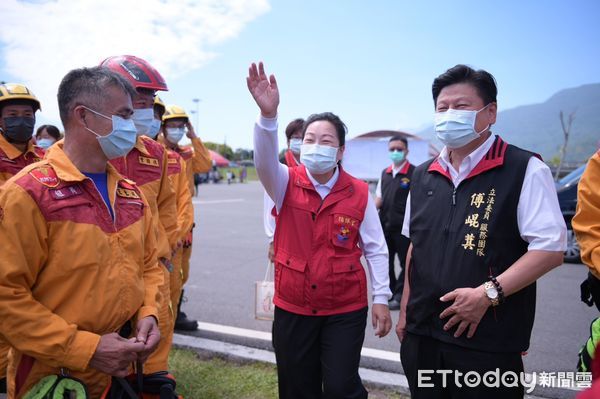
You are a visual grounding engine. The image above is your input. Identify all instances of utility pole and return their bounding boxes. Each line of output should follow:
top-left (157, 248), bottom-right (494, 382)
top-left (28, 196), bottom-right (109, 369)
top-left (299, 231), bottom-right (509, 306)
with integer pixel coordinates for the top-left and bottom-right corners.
top-left (192, 98), bottom-right (201, 128)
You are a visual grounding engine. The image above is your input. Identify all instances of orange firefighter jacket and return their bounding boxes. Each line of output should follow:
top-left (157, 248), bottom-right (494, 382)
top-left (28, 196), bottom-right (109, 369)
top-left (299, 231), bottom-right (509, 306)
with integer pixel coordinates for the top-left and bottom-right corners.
top-left (110, 135), bottom-right (178, 258)
top-left (0, 143), bottom-right (163, 398)
top-left (573, 150), bottom-right (600, 277)
top-left (166, 150), bottom-right (194, 242)
top-left (0, 135), bottom-right (46, 379)
top-left (0, 134), bottom-right (45, 185)
top-left (176, 137), bottom-right (211, 196)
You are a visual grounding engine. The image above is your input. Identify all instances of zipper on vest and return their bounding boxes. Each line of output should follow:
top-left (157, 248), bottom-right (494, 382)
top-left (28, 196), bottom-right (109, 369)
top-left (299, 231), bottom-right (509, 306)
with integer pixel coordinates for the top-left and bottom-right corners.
top-left (452, 188), bottom-right (456, 205)
top-left (314, 198), bottom-right (325, 220)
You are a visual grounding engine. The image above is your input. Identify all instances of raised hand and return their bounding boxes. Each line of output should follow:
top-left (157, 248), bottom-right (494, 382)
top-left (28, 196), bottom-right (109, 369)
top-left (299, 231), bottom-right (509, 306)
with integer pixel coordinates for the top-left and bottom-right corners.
top-left (246, 62), bottom-right (279, 118)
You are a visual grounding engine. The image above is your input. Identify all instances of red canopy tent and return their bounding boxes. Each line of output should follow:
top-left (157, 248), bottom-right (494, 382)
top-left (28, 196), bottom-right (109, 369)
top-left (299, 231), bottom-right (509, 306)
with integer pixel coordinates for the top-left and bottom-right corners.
top-left (209, 149), bottom-right (230, 167)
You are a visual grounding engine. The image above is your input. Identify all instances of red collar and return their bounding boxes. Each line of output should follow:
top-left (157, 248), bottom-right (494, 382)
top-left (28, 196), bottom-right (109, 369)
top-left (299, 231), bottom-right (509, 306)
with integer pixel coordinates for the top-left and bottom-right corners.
top-left (285, 150), bottom-right (299, 168)
top-left (385, 161), bottom-right (411, 175)
top-left (428, 136), bottom-right (509, 182)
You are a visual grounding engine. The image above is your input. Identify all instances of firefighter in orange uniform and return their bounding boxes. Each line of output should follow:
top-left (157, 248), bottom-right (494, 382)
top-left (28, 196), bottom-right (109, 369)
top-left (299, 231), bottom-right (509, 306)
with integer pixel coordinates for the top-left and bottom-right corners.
top-left (154, 98), bottom-right (195, 327)
top-left (99, 55), bottom-right (179, 377)
top-left (0, 67), bottom-right (163, 398)
top-left (161, 105), bottom-right (212, 330)
top-left (0, 83), bottom-right (45, 185)
top-left (0, 83), bottom-right (45, 393)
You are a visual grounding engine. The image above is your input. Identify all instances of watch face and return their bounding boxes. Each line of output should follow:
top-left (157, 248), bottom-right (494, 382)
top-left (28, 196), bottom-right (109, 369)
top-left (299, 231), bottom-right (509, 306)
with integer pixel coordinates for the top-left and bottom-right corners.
top-left (486, 286), bottom-right (499, 299)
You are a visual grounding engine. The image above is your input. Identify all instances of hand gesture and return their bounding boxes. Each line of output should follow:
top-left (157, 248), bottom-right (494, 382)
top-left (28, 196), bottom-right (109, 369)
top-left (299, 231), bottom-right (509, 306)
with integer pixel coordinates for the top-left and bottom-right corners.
top-left (246, 62), bottom-right (279, 118)
top-left (185, 121), bottom-right (196, 139)
top-left (89, 333), bottom-right (145, 377)
top-left (135, 316), bottom-right (161, 364)
top-left (439, 286), bottom-right (490, 339)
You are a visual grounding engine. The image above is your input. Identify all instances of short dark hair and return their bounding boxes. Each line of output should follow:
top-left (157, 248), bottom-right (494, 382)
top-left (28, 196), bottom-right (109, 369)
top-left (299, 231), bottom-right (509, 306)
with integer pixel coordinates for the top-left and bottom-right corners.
top-left (302, 112), bottom-right (347, 146)
top-left (432, 64), bottom-right (497, 107)
top-left (389, 135), bottom-right (408, 147)
top-left (36, 124), bottom-right (61, 140)
top-left (285, 118), bottom-right (304, 141)
top-left (57, 66), bottom-right (136, 127)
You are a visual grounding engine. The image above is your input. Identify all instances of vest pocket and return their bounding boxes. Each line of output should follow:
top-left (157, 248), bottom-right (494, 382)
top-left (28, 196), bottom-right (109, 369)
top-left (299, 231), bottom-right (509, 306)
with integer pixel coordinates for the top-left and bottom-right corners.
top-left (330, 212), bottom-right (361, 250)
top-left (330, 257), bottom-right (366, 308)
top-left (274, 251), bottom-right (307, 306)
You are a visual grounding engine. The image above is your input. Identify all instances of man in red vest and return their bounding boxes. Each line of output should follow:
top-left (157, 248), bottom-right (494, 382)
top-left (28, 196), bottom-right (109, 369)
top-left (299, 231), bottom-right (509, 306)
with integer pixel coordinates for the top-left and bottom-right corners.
top-left (248, 61), bottom-right (392, 399)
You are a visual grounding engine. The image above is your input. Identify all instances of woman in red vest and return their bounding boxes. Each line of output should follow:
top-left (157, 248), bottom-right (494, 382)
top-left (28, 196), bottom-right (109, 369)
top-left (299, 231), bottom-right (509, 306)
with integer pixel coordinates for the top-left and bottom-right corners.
top-left (248, 62), bottom-right (392, 398)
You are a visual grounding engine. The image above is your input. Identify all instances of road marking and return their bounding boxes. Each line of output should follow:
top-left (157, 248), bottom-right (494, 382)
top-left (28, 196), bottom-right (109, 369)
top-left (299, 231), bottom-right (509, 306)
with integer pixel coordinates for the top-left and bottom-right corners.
top-left (197, 321), bottom-right (400, 363)
top-left (192, 198), bottom-right (245, 205)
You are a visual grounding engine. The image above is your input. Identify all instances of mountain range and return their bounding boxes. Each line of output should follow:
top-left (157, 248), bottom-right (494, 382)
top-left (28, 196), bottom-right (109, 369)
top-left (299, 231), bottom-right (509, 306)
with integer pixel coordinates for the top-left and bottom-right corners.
top-left (417, 83), bottom-right (600, 163)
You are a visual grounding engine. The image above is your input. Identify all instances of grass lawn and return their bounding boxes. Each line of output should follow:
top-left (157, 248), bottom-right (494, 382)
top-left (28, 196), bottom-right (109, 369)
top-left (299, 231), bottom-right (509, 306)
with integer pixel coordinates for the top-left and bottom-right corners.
top-left (169, 348), bottom-right (408, 398)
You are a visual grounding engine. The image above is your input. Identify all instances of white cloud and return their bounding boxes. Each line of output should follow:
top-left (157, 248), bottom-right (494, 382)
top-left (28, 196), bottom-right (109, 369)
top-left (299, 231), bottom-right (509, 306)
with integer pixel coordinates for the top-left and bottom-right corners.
top-left (0, 0), bottom-right (269, 125)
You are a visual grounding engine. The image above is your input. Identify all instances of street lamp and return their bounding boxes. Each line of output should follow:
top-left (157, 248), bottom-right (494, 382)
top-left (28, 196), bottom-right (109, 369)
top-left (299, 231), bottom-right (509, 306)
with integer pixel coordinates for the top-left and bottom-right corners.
top-left (192, 98), bottom-right (201, 128)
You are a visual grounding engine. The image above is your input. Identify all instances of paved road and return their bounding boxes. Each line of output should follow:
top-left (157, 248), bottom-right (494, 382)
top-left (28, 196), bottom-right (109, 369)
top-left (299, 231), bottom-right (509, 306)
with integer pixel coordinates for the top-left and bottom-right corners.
top-left (182, 181), bottom-right (596, 398)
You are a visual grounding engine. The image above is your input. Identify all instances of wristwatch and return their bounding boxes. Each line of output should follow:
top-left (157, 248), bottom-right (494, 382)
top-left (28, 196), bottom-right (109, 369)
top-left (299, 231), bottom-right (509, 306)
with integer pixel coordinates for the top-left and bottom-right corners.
top-left (483, 281), bottom-right (500, 307)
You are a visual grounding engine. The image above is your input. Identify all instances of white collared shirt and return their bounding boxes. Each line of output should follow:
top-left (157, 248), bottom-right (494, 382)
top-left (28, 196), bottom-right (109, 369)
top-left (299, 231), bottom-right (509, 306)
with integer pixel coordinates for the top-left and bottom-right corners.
top-left (254, 115), bottom-right (392, 304)
top-left (401, 133), bottom-right (567, 251)
top-left (375, 161), bottom-right (408, 199)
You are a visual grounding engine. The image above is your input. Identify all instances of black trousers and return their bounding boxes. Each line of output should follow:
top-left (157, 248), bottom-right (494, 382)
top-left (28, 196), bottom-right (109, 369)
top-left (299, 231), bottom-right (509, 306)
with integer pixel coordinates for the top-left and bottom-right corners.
top-left (400, 333), bottom-right (525, 399)
top-left (384, 230), bottom-right (410, 298)
top-left (273, 306), bottom-right (368, 399)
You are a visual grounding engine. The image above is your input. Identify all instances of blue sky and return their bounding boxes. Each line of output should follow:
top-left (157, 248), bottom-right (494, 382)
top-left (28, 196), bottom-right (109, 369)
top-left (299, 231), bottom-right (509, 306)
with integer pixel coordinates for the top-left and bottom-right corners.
top-left (1, 0), bottom-right (598, 149)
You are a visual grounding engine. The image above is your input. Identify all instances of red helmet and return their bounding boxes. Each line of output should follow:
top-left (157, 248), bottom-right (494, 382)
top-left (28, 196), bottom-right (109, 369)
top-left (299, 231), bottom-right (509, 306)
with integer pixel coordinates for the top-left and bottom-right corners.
top-left (100, 55), bottom-right (168, 91)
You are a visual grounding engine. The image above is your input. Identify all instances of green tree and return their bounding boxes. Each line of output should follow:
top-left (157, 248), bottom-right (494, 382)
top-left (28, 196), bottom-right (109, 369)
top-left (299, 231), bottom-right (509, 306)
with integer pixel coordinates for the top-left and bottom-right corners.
top-left (204, 141), bottom-right (234, 160)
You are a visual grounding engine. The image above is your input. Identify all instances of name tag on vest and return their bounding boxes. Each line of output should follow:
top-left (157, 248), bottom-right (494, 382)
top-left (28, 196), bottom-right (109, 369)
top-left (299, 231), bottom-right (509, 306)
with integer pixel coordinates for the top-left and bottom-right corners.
top-left (117, 188), bottom-right (140, 199)
top-left (50, 185), bottom-right (83, 200)
top-left (139, 156), bottom-right (159, 167)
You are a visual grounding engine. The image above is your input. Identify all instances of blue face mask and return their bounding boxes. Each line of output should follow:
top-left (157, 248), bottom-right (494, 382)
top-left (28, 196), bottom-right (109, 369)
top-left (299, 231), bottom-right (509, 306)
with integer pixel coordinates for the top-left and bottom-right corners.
top-left (434, 104), bottom-right (490, 149)
top-left (83, 107), bottom-right (137, 159)
top-left (289, 138), bottom-right (302, 154)
top-left (147, 119), bottom-right (162, 139)
top-left (389, 150), bottom-right (405, 164)
top-left (165, 127), bottom-right (185, 144)
top-left (131, 107), bottom-right (155, 137)
top-left (36, 138), bottom-right (56, 149)
top-left (300, 143), bottom-right (339, 175)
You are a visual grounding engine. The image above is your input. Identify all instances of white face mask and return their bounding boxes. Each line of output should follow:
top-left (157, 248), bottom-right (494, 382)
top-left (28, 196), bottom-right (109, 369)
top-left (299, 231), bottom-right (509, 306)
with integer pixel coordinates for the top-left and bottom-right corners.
top-left (300, 143), bottom-right (339, 175)
top-left (434, 104), bottom-right (490, 149)
top-left (131, 108), bottom-right (155, 136)
top-left (289, 138), bottom-right (302, 154)
top-left (166, 127), bottom-right (185, 144)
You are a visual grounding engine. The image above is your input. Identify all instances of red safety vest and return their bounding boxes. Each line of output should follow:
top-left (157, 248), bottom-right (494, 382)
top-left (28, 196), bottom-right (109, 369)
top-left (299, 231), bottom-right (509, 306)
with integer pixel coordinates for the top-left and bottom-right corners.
top-left (273, 165), bottom-right (369, 316)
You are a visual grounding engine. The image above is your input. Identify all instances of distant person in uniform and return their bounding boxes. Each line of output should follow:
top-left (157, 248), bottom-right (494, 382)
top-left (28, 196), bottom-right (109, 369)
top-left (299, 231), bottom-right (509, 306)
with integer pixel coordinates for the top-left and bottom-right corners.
top-left (375, 135), bottom-right (414, 310)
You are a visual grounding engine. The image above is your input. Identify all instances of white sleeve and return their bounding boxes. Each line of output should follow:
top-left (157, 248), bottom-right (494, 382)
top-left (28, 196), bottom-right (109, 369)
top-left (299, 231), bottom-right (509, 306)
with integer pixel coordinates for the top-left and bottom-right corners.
top-left (359, 194), bottom-right (392, 304)
top-left (401, 192), bottom-right (411, 238)
top-left (253, 115), bottom-right (289, 211)
top-left (263, 191), bottom-right (276, 240)
top-left (375, 176), bottom-right (382, 199)
top-left (517, 157), bottom-right (567, 251)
